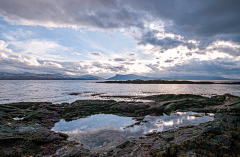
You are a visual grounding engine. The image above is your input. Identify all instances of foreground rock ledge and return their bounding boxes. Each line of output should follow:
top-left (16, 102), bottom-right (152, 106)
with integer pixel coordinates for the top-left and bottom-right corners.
top-left (0, 94), bottom-right (240, 156)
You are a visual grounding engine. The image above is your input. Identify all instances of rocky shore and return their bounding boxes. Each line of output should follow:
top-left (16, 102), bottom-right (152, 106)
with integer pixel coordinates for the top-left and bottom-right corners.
top-left (1, 94), bottom-right (240, 156)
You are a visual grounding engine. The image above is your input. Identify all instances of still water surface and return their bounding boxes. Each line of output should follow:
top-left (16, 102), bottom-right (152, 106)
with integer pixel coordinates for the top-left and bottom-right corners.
top-left (1, 80), bottom-right (240, 104)
top-left (52, 112), bottom-right (213, 152)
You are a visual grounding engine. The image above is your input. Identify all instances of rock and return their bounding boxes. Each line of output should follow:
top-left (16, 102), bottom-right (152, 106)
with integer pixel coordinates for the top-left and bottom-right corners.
top-left (58, 132), bottom-right (69, 140)
top-left (37, 132), bottom-right (61, 144)
top-left (162, 134), bottom-right (174, 142)
top-left (0, 111), bottom-right (12, 120)
top-left (116, 141), bottom-right (130, 149)
top-left (1, 94), bottom-right (240, 156)
top-left (190, 113), bottom-right (205, 117)
top-left (69, 92), bottom-right (82, 95)
top-left (128, 136), bottom-right (135, 139)
top-left (0, 137), bottom-right (24, 144)
top-left (58, 144), bottom-right (92, 157)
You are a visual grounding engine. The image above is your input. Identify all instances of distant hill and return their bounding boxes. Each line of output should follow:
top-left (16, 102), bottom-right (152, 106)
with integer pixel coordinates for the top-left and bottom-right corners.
top-left (98, 79), bottom-right (240, 84)
top-left (107, 74), bottom-right (237, 81)
top-left (161, 76), bottom-right (234, 80)
top-left (107, 74), bottom-right (155, 80)
top-left (75, 75), bottom-right (104, 80)
top-left (0, 72), bottom-right (104, 80)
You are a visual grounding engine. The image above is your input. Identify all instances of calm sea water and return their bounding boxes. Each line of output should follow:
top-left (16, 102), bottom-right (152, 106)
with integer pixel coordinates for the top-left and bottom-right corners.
top-left (1, 80), bottom-right (240, 104)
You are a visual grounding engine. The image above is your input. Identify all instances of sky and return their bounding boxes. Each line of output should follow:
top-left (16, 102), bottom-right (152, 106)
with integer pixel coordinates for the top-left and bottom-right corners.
top-left (0, 0), bottom-right (240, 79)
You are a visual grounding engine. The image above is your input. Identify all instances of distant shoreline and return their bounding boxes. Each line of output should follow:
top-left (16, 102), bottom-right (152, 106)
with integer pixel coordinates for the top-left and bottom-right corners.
top-left (97, 79), bottom-right (240, 84)
top-left (0, 78), bottom-right (100, 80)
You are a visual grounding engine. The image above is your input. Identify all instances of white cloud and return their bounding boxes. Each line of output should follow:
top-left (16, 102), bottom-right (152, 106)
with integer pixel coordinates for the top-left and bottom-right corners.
top-left (2, 29), bottom-right (34, 41)
top-left (0, 39), bottom-right (240, 79)
top-left (10, 39), bottom-right (68, 56)
top-left (0, 40), bottom-right (13, 54)
top-left (42, 61), bottom-right (63, 68)
top-left (71, 52), bottom-right (82, 56)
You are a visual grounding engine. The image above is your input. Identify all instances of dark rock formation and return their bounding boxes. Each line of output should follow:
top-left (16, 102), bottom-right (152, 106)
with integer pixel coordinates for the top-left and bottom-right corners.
top-left (1, 94), bottom-right (240, 156)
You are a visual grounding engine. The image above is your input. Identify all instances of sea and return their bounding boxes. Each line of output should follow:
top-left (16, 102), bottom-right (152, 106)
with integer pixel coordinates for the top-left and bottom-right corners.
top-left (1, 80), bottom-right (240, 104)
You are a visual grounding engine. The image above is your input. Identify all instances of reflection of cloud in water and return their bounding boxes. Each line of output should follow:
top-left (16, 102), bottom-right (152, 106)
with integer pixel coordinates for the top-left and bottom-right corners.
top-left (52, 114), bottom-right (136, 132)
top-left (126, 112), bottom-right (213, 134)
top-left (163, 120), bottom-right (174, 126)
top-left (52, 112), bottom-right (213, 153)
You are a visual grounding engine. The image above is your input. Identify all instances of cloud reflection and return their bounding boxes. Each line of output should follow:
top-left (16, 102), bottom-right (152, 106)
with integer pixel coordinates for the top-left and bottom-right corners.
top-left (52, 112), bottom-right (213, 152)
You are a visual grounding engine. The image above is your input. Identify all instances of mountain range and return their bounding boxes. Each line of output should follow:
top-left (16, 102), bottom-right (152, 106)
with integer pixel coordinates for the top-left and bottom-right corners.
top-left (0, 72), bottom-right (236, 80)
top-left (107, 74), bottom-right (235, 80)
top-left (107, 74), bottom-right (154, 80)
top-left (0, 72), bottom-right (104, 80)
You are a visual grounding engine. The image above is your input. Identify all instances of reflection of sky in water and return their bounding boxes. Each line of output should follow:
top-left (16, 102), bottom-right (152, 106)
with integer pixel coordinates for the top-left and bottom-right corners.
top-left (52, 112), bottom-right (213, 153)
top-left (52, 114), bottom-right (136, 133)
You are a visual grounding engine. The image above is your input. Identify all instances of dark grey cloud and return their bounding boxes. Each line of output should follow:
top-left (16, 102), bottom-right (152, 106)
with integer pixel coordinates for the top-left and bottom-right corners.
top-left (1, 0), bottom-right (239, 37)
top-left (130, 0), bottom-right (240, 56)
top-left (89, 52), bottom-right (103, 56)
top-left (146, 63), bottom-right (160, 72)
top-left (113, 58), bottom-right (126, 61)
top-left (165, 59), bottom-right (174, 63)
top-left (162, 58), bottom-right (240, 78)
top-left (138, 33), bottom-right (196, 51)
top-left (108, 65), bottom-right (128, 72)
top-left (186, 52), bottom-right (192, 57)
top-left (128, 0), bottom-right (240, 37)
top-left (211, 44), bottom-right (240, 57)
top-left (0, 0), bottom-right (146, 29)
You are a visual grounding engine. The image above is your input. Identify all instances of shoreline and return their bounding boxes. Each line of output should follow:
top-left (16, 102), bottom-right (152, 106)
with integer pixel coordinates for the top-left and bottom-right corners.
top-left (1, 94), bottom-right (240, 156)
top-left (96, 79), bottom-right (240, 84)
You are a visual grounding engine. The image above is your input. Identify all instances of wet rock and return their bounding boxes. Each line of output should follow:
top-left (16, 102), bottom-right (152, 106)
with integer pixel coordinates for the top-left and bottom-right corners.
top-left (68, 92), bottom-right (81, 95)
top-left (116, 141), bottom-right (130, 149)
top-left (37, 131), bottom-right (61, 144)
top-left (0, 136), bottom-right (24, 144)
top-left (190, 113), bottom-right (205, 117)
top-left (59, 144), bottom-right (92, 157)
top-left (203, 124), bottom-right (223, 135)
top-left (58, 132), bottom-right (69, 140)
top-left (0, 111), bottom-right (12, 120)
top-left (1, 94), bottom-right (240, 156)
top-left (128, 136), bottom-right (135, 139)
top-left (162, 134), bottom-right (174, 142)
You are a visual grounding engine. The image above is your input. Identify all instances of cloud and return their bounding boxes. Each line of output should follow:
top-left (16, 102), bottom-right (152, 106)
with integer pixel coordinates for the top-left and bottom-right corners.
top-left (2, 29), bottom-right (34, 41)
top-left (1, 46), bottom-right (240, 78)
top-left (0, 1), bottom-right (240, 78)
top-left (1, 0), bottom-right (239, 41)
top-left (165, 59), bottom-right (174, 63)
top-left (89, 52), bottom-right (103, 56)
top-left (71, 52), bottom-right (82, 56)
top-left (0, 40), bottom-right (13, 53)
top-left (9, 39), bottom-right (69, 58)
top-left (0, 0), bottom-right (146, 30)
top-left (0, 48), bottom-right (132, 76)
top-left (1, 0), bottom-right (240, 57)
top-left (156, 58), bottom-right (240, 79)
top-left (206, 40), bottom-right (240, 57)
top-left (113, 58), bottom-right (126, 61)
top-left (42, 62), bottom-right (63, 68)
